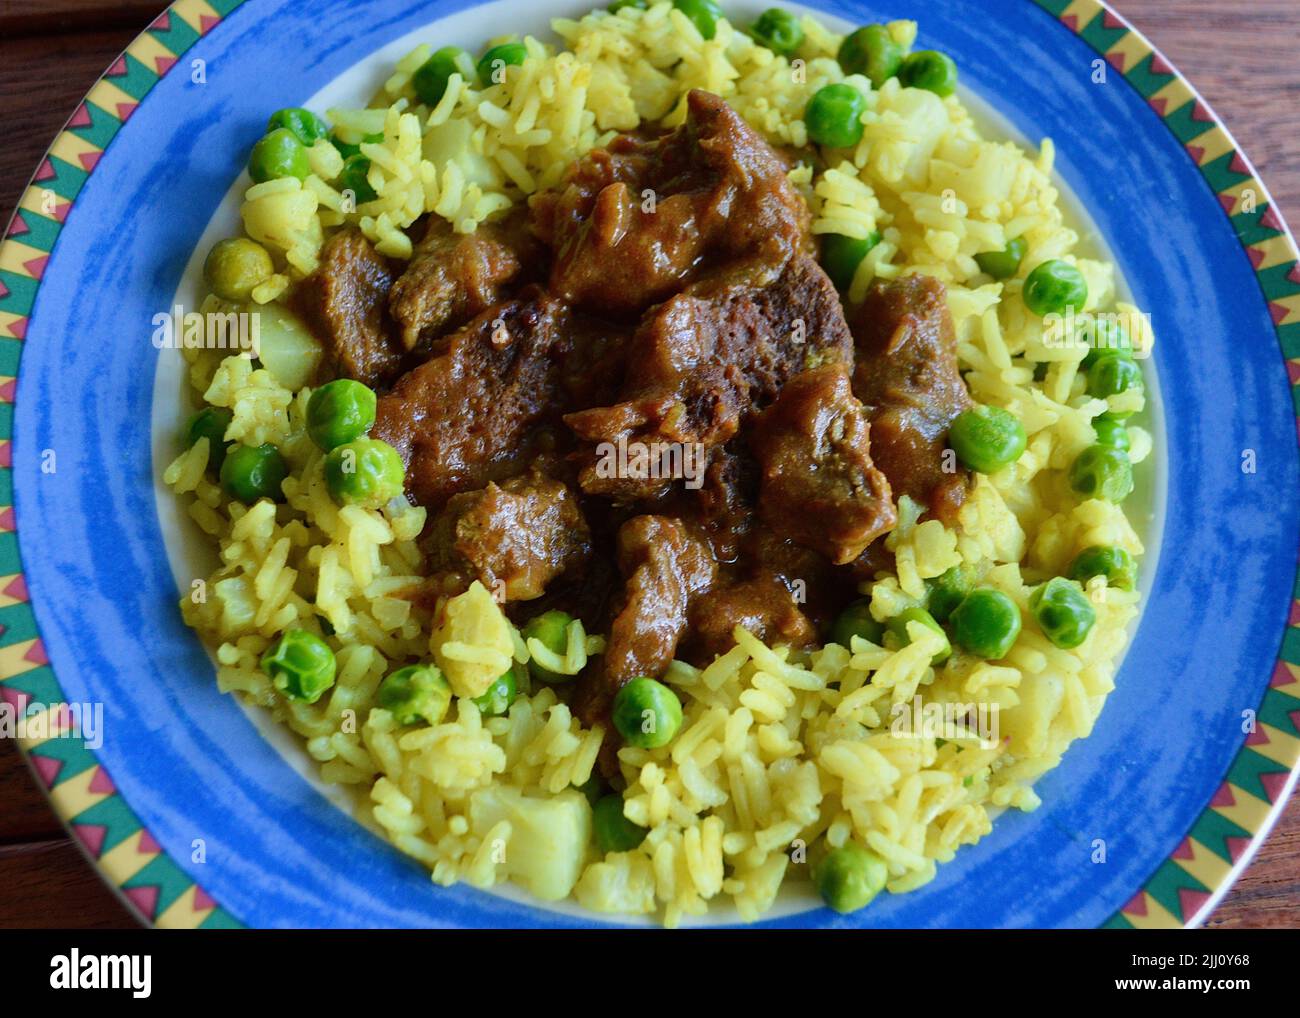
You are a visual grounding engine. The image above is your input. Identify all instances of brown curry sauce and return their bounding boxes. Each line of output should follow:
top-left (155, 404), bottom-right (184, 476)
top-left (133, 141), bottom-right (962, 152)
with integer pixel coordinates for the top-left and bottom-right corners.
top-left (298, 89), bottom-right (972, 736)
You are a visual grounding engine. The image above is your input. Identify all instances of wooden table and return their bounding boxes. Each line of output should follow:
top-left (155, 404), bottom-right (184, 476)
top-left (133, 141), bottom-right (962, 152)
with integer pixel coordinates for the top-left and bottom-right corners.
top-left (1, 0), bottom-right (1297, 930)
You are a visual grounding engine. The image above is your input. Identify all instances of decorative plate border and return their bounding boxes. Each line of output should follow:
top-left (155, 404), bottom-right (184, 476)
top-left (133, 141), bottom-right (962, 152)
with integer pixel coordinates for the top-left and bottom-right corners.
top-left (0, 0), bottom-right (248, 929)
top-left (0, 0), bottom-right (1296, 930)
top-left (1029, 0), bottom-right (1300, 929)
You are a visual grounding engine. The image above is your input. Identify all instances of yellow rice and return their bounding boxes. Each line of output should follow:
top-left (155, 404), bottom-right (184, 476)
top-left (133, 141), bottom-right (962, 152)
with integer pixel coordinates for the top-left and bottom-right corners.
top-left (168, 4), bottom-right (1154, 925)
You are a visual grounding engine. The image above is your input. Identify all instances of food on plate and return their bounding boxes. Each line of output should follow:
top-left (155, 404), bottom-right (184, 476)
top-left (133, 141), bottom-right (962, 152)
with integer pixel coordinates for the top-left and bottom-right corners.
top-left (164, 3), bottom-right (1154, 925)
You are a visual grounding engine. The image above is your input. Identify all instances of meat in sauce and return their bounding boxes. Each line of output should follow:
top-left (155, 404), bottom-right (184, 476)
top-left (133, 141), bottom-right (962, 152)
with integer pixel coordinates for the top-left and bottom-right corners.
top-left (572, 515), bottom-right (717, 723)
top-left (530, 89), bottom-right (811, 318)
top-left (564, 254), bottom-right (853, 501)
top-left (304, 91), bottom-right (978, 743)
top-left (388, 211), bottom-right (540, 353)
top-left (426, 467), bottom-right (592, 602)
top-left (298, 228), bottom-right (405, 388)
top-left (850, 275), bottom-right (973, 524)
top-left (685, 573), bottom-right (816, 663)
top-left (749, 363), bottom-right (896, 565)
top-left (371, 292), bottom-right (570, 508)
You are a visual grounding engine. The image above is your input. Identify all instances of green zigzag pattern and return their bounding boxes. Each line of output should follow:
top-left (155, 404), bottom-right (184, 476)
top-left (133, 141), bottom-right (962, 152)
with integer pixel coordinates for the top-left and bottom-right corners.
top-left (1039, 0), bottom-right (1300, 928)
top-left (1188, 807), bottom-right (1252, 866)
top-left (68, 100), bottom-right (122, 151)
top-left (1124, 52), bottom-right (1176, 99)
top-left (71, 795), bottom-right (147, 857)
top-left (123, 854), bottom-right (201, 919)
top-left (8, 209), bottom-right (62, 253)
top-left (0, 667), bottom-right (63, 708)
top-left (0, 0), bottom-right (248, 930)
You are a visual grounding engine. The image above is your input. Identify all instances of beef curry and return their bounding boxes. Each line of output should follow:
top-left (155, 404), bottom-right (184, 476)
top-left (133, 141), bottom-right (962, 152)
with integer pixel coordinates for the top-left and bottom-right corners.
top-left (296, 89), bottom-right (972, 734)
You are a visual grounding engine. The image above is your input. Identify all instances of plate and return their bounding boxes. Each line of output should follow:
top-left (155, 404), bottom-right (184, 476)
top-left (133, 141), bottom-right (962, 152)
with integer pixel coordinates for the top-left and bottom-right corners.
top-left (3, 0), bottom-right (1298, 928)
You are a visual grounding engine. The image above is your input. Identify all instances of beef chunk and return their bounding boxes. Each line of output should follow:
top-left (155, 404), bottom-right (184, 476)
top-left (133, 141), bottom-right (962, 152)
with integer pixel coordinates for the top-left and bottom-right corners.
top-left (692, 444), bottom-right (760, 564)
top-left (685, 572), bottom-right (816, 663)
top-left (371, 291), bottom-right (569, 508)
top-left (750, 364), bottom-right (896, 565)
top-left (530, 89), bottom-right (811, 317)
top-left (559, 313), bottom-right (634, 411)
top-left (850, 275), bottom-right (973, 524)
top-left (388, 212), bottom-right (539, 352)
top-left (747, 526), bottom-right (860, 636)
top-left (427, 469), bottom-right (591, 602)
top-left (564, 254), bottom-right (852, 501)
top-left (298, 228), bottom-right (405, 387)
top-left (573, 515), bottom-right (717, 725)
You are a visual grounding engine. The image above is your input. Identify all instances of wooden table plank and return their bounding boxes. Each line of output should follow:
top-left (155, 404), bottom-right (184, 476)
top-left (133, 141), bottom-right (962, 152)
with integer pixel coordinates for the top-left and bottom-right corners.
top-left (0, 737), bottom-right (65, 844)
top-left (0, 840), bottom-right (136, 929)
top-left (0, 0), bottom-right (1296, 931)
top-left (1119, 0), bottom-right (1300, 217)
top-left (0, 30), bottom-right (144, 223)
top-left (1117, 0), bottom-right (1300, 931)
top-left (0, 0), bottom-right (165, 37)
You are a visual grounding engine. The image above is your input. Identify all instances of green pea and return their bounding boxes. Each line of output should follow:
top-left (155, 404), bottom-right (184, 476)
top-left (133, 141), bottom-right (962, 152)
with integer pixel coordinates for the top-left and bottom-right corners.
top-left (338, 154), bottom-right (377, 206)
top-left (830, 598), bottom-right (885, 648)
top-left (751, 7), bottom-right (803, 57)
top-left (837, 25), bottom-right (904, 88)
top-left (523, 609), bottom-right (574, 683)
top-left (821, 231), bottom-right (881, 291)
top-left (974, 237), bottom-right (1027, 280)
top-left (673, 0), bottom-right (723, 40)
top-left (1068, 546), bottom-right (1138, 592)
top-left (248, 127), bottom-right (310, 183)
top-left (887, 607), bottom-right (951, 665)
top-left (307, 379), bottom-right (377, 451)
top-left (377, 663), bottom-right (452, 726)
top-left (185, 406), bottom-right (233, 471)
top-left (805, 83), bottom-right (866, 148)
top-left (266, 107), bottom-right (329, 146)
top-left (1092, 413), bottom-right (1130, 453)
top-left (477, 42), bottom-right (529, 87)
top-left (1022, 259), bottom-right (1088, 317)
top-left (814, 843), bottom-right (888, 914)
top-left (473, 661), bottom-right (523, 717)
top-left (203, 237), bottom-right (274, 302)
top-left (1082, 319), bottom-right (1133, 368)
top-left (608, 0), bottom-right (648, 10)
top-left (593, 794), bottom-right (648, 853)
top-left (1069, 444), bottom-right (1134, 502)
top-left (324, 438), bottom-right (406, 508)
top-left (1087, 356), bottom-right (1144, 413)
top-left (261, 629), bottom-right (336, 703)
top-left (612, 677), bottom-right (683, 749)
top-left (899, 50), bottom-right (958, 97)
top-left (948, 405), bottom-right (1027, 474)
top-left (329, 131), bottom-right (383, 160)
top-left (950, 588), bottom-right (1022, 659)
top-left (1029, 577), bottom-right (1097, 649)
top-left (412, 46), bottom-right (471, 106)
top-left (220, 442), bottom-right (287, 503)
top-left (575, 773), bottom-right (605, 807)
top-left (926, 565), bottom-right (972, 624)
